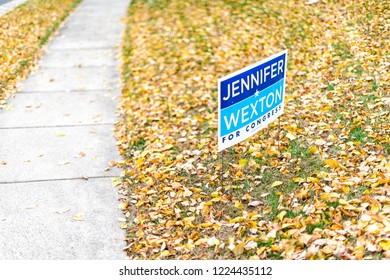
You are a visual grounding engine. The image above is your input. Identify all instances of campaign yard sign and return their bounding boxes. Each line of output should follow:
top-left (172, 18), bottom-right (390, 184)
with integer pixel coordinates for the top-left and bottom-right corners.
top-left (218, 50), bottom-right (288, 152)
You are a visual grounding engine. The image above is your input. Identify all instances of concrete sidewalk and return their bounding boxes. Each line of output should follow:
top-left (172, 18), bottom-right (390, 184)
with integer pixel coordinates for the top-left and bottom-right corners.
top-left (0, 0), bottom-right (130, 259)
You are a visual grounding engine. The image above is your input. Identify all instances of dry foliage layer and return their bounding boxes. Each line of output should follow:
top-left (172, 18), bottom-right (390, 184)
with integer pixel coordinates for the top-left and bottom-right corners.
top-left (0, 0), bottom-right (81, 106)
top-left (117, 0), bottom-right (390, 259)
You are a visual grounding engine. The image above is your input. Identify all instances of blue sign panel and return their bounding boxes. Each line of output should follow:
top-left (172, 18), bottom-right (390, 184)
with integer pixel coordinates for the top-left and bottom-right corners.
top-left (218, 50), bottom-right (287, 151)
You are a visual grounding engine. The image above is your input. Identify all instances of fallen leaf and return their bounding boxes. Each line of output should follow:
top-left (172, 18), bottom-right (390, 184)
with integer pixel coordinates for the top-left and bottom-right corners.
top-left (55, 208), bottom-right (71, 214)
top-left (286, 132), bottom-right (296, 141)
top-left (231, 242), bottom-right (245, 256)
top-left (74, 152), bottom-right (86, 158)
top-left (308, 146), bottom-right (318, 154)
top-left (244, 240), bottom-right (257, 250)
top-left (112, 177), bottom-right (121, 187)
top-left (248, 201), bottom-right (262, 207)
top-left (271, 181), bottom-right (283, 188)
top-left (238, 159), bottom-right (248, 167)
top-left (207, 237), bottom-right (220, 247)
top-left (72, 212), bottom-right (85, 221)
top-left (379, 240), bottom-right (390, 251)
top-left (323, 159), bottom-right (339, 168)
top-left (118, 201), bottom-right (128, 210)
top-left (277, 210), bottom-right (287, 221)
top-left (315, 139), bottom-right (326, 146)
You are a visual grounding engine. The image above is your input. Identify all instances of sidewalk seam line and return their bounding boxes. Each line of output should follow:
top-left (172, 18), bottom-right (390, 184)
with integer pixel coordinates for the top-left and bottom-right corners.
top-left (0, 123), bottom-right (115, 130)
top-left (0, 175), bottom-right (117, 185)
top-left (17, 89), bottom-right (119, 94)
top-left (38, 65), bottom-right (117, 70)
top-left (48, 46), bottom-right (116, 51)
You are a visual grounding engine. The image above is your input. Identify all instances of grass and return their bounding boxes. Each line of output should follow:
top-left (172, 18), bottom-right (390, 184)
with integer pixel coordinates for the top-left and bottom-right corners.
top-left (348, 125), bottom-right (370, 144)
top-left (306, 222), bottom-right (325, 234)
top-left (384, 144), bottom-right (390, 156)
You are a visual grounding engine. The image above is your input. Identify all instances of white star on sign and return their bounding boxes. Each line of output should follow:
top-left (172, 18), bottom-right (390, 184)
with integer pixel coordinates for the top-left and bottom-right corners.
top-left (254, 90), bottom-right (260, 97)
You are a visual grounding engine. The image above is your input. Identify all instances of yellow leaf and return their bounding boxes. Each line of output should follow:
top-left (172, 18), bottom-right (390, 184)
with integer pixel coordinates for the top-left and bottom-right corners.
top-left (200, 222), bottom-right (214, 228)
top-left (72, 212), bottom-right (85, 221)
top-left (371, 203), bottom-right (381, 214)
top-left (323, 159), bottom-right (339, 168)
top-left (135, 229), bottom-right (144, 238)
top-left (292, 177), bottom-right (304, 183)
top-left (379, 240), bottom-right (390, 251)
top-left (257, 247), bottom-right (266, 255)
top-left (372, 178), bottom-right (390, 188)
top-left (327, 134), bottom-right (337, 141)
top-left (160, 250), bottom-right (170, 257)
top-left (231, 242), bottom-right (245, 256)
top-left (189, 232), bottom-right (199, 241)
top-left (234, 200), bottom-right (243, 209)
top-left (212, 223), bottom-right (222, 231)
top-left (228, 239), bottom-right (235, 251)
top-left (271, 181), bottom-right (283, 188)
top-left (162, 144), bottom-right (173, 151)
top-left (321, 192), bottom-right (330, 201)
top-left (247, 220), bottom-right (257, 228)
top-left (183, 216), bottom-right (196, 228)
top-left (238, 159), bottom-right (248, 167)
top-left (308, 146), bottom-right (318, 154)
top-left (211, 191), bottom-right (219, 198)
top-left (118, 201), bottom-right (128, 210)
top-left (146, 190), bottom-right (157, 194)
top-left (295, 189), bottom-right (309, 199)
top-left (277, 210), bottom-right (286, 221)
top-left (135, 158), bottom-right (144, 166)
top-left (268, 147), bottom-right (280, 157)
top-left (229, 216), bottom-right (246, 224)
top-left (271, 245), bottom-right (280, 252)
top-left (322, 245), bottom-right (335, 255)
top-left (112, 177), bottom-right (121, 187)
top-left (145, 177), bottom-right (154, 187)
top-left (339, 199), bottom-right (348, 205)
top-left (171, 182), bottom-right (182, 188)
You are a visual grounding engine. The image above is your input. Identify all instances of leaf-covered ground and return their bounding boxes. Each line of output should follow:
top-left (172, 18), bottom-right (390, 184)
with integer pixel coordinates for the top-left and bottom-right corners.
top-left (117, 0), bottom-right (390, 259)
top-left (0, 0), bottom-right (82, 107)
